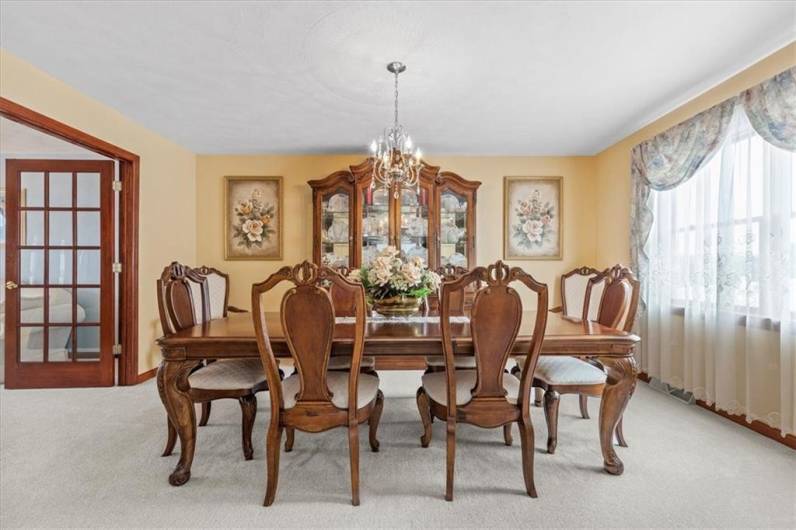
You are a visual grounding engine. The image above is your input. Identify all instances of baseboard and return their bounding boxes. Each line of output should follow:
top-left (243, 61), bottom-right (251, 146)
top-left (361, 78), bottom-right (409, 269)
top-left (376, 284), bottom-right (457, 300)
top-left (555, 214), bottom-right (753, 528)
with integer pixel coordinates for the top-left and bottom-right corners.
top-left (638, 371), bottom-right (795, 450)
top-left (136, 367), bottom-right (157, 384)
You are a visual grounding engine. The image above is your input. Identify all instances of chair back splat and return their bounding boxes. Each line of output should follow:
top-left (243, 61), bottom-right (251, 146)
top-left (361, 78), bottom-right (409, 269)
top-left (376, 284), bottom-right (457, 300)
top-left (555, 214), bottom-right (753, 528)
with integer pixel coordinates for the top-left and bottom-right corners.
top-left (440, 261), bottom-right (548, 423)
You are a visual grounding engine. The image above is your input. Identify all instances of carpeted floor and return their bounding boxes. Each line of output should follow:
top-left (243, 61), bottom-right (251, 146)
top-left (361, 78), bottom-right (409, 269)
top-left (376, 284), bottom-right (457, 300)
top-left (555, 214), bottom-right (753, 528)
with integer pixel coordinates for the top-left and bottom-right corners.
top-left (1, 372), bottom-right (794, 528)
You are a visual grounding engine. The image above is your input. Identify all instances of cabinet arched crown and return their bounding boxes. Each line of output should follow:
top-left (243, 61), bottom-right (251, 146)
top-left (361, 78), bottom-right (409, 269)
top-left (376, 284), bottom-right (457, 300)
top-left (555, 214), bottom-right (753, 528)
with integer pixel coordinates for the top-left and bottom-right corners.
top-left (309, 158), bottom-right (481, 269)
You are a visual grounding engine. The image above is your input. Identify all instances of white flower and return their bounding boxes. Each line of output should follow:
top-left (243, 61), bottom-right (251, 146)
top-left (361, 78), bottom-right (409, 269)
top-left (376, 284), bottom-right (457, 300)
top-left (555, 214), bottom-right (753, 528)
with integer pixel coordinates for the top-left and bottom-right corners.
top-left (347, 269), bottom-right (361, 282)
top-left (243, 219), bottom-right (264, 242)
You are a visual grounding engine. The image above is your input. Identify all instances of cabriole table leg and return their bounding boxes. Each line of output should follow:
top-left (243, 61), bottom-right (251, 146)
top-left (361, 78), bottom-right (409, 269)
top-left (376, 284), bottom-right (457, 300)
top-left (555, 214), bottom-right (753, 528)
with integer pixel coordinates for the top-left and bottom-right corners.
top-left (157, 357), bottom-right (200, 486)
top-left (598, 355), bottom-right (637, 475)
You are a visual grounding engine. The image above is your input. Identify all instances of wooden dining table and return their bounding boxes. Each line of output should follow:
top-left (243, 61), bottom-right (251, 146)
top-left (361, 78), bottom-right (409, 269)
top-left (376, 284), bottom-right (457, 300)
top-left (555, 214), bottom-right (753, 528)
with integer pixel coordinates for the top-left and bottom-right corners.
top-left (156, 311), bottom-right (640, 486)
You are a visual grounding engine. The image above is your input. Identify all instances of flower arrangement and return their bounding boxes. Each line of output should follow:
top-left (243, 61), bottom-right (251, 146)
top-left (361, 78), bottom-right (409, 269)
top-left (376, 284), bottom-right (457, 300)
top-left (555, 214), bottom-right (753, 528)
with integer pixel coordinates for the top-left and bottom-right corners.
top-left (512, 189), bottom-right (555, 248)
top-left (349, 246), bottom-right (441, 308)
top-left (231, 188), bottom-right (276, 249)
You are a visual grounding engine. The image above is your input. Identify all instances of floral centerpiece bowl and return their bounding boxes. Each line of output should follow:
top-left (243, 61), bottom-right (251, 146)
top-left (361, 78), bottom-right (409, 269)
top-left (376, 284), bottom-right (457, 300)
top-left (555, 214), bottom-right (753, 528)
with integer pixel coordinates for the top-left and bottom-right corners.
top-left (349, 246), bottom-right (441, 318)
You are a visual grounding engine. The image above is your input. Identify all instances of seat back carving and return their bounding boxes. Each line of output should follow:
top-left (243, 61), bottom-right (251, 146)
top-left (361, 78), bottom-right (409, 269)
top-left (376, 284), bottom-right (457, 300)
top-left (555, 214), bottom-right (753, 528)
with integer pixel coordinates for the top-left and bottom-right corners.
top-left (252, 261), bottom-right (367, 416)
top-left (586, 265), bottom-right (640, 332)
top-left (561, 266), bottom-right (608, 320)
top-left (193, 266), bottom-right (230, 319)
top-left (156, 262), bottom-right (209, 335)
top-left (327, 265), bottom-right (358, 317)
top-left (441, 262), bottom-right (548, 419)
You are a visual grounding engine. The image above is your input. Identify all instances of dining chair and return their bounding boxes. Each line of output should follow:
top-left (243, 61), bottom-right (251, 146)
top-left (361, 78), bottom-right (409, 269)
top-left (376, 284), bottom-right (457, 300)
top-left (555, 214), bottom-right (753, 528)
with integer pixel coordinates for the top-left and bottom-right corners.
top-left (424, 265), bottom-right (477, 371)
top-left (252, 261), bottom-right (385, 506)
top-left (416, 261), bottom-right (548, 500)
top-left (555, 266), bottom-right (609, 416)
top-left (516, 265), bottom-right (639, 454)
top-left (157, 262), bottom-right (268, 460)
top-left (326, 265), bottom-right (376, 373)
top-left (189, 265), bottom-right (249, 426)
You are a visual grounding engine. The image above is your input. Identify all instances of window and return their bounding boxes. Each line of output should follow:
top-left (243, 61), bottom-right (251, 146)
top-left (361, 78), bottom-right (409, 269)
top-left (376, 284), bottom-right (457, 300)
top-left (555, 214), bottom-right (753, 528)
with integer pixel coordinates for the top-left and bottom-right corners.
top-left (648, 109), bottom-right (796, 319)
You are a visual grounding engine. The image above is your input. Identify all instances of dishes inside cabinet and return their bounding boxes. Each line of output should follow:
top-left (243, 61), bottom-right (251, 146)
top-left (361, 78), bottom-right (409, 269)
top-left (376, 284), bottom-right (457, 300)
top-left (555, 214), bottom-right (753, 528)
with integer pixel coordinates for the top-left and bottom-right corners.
top-left (327, 194), bottom-right (349, 212)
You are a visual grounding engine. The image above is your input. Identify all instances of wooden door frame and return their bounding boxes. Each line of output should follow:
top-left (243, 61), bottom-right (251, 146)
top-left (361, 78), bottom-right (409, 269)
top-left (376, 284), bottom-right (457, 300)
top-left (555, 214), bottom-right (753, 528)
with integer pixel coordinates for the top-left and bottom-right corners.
top-left (1, 97), bottom-right (141, 385)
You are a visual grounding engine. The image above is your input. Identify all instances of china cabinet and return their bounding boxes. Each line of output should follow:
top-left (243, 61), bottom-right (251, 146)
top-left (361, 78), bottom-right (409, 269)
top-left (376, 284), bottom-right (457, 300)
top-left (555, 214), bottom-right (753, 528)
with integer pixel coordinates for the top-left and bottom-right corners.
top-left (309, 158), bottom-right (480, 269)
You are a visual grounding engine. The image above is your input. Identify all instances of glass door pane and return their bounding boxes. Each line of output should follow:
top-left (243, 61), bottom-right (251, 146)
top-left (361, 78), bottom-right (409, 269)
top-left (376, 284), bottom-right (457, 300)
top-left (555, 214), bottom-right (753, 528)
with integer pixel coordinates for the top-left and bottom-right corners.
top-left (320, 190), bottom-right (351, 268)
top-left (399, 187), bottom-right (430, 265)
top-left (361, 187), bottom-right (390, 265)
top-left (440, 190), bottom-right (469, 267)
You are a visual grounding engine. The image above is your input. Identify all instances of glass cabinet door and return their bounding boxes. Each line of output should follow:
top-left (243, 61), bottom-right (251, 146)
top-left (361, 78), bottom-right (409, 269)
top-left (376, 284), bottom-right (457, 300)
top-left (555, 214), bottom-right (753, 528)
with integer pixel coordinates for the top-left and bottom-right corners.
top-left (399, 187), bottom-right (431, 266)
top-left (360, 186), bottom-right (390, 266)
top-left (439, 189), bottom-right (469, 268)
top-left (320, 189), bottom-right (351, 267)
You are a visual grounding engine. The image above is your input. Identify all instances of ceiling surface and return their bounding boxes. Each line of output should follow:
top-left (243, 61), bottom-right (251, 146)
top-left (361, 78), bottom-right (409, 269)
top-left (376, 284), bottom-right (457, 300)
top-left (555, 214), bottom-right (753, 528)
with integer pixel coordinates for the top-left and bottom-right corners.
top-left (1, 1), bottom-right (794, 155)
top-left (0, 117), bottom-right (107, 157)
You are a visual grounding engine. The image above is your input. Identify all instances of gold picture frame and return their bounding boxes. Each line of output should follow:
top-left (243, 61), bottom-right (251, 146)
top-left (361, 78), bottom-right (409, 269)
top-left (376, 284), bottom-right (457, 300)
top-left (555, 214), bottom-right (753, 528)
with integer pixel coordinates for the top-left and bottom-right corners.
top-left (503, 176), bottom-right (563, 260)
top-left (224, 176), bottom-right (283, 260)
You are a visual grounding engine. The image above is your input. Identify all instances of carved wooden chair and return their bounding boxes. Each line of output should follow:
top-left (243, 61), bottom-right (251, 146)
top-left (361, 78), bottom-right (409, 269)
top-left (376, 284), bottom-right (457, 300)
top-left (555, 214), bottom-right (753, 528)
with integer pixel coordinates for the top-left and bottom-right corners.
top-left (416, 262), bottom-right (548, 500)
top-left (551, 266), bottom-right (610, 415)
top-left (157, 262), bottom-right (267, 461)
top-left (424, 265), bottom-right (479, 371)
top-left (252, 262), bottom-right (385, 506)
top-left (326, 265), bottom-right (376, 373)
top-left (517, 265), bottom-right (639, 454)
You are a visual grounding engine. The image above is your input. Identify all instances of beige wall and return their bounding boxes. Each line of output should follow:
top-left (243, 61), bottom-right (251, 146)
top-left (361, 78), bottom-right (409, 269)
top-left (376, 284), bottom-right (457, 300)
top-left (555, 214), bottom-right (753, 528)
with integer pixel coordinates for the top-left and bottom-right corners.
top-left (594, 42), bottom-right (796, 266)
top-left (0, 50), bottom-right (197, 374)
top-left (196, 155), bottom-right (597, 310)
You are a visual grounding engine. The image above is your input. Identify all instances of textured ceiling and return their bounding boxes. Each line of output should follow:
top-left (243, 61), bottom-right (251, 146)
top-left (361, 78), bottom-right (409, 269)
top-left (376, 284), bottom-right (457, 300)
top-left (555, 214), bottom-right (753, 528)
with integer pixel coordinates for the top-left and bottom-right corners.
top-left (1, 1), bottom-right (794, 155)
top-left (0, 117), bottom-right (107, 157)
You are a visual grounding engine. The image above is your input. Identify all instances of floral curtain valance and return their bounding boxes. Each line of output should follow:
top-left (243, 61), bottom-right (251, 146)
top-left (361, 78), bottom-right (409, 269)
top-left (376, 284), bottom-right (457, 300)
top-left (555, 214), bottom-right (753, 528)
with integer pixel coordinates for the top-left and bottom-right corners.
top-left (630, 66), bottom-right (796, 281)
top-left (742, 67), bottom-right (796, 151)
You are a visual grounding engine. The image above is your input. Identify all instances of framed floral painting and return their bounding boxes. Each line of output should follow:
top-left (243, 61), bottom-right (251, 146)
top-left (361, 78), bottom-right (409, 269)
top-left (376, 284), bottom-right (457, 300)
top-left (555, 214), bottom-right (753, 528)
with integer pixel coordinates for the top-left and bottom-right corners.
top-left (503, 176), bottom-right (562, 260)
top-left (224, 176), bottom-right (283, 260)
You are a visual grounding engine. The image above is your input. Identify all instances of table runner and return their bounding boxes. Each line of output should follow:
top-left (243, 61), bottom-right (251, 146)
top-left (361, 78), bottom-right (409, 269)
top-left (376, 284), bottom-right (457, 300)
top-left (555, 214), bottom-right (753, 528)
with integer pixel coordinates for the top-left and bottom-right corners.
top-left (334, 315), bottom-right (470, 324)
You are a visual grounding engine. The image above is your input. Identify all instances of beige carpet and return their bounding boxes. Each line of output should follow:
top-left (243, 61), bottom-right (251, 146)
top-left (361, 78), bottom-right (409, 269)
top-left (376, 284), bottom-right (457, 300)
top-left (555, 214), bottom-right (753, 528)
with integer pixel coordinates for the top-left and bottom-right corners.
top-left (1, 372), bottom-right (794, 528)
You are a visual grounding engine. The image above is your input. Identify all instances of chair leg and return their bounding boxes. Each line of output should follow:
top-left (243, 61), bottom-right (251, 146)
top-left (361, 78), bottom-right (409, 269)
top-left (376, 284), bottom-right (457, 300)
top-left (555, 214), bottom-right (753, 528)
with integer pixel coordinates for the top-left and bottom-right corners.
top-left (369, 390), bottom-right (384, 452)
top-left (445, 418), bottom-right (456, 502)
top-left (162, 416), bottom-right (177, 457)
top-left (533, 387), bottom-right (544, 407)
top-left (503, 423), bottom-right (513, 446)
top-left (284, 428), bottom-right (295, 452)
top-left (199, 401), bottom-right (211, 427)
top-left (348, 423), bottom-right (360, 506)
top-left (239, 395), bottom-right (257, 461)
top-left (416, 387), bottom-right (433, 448)
top-left (615, 416), bottom-right (628, 447)
top-left (263, 423), bottom-right (283, 506)
top-left (518, 417), bottom-right (538, 498)
top-left (543, 390), bottom-right (560, 454)
top-left (579, 395), bottom-right (590, 419)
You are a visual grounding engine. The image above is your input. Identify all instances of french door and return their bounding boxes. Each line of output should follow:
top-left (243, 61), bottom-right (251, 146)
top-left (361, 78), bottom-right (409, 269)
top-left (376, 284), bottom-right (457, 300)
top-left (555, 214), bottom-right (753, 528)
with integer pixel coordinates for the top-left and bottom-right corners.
top-left (4, 160), bottom-right (114, 388)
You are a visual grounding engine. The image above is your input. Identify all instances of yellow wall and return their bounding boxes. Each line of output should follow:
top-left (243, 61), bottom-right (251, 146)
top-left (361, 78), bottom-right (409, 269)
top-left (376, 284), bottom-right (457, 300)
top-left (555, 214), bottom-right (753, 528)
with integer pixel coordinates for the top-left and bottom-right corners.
top-left (0, 49), bottom-right (197, 374)
top-left (196, 155), bottom-right (597, 310)
top-left (594, 42), bottom-right (796, 266)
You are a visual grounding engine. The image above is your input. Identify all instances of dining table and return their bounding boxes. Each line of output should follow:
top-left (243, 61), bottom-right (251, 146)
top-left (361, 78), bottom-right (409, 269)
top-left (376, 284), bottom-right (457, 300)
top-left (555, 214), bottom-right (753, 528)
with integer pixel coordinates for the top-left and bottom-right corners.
top-left (156, 310), bottom-right (640, 486)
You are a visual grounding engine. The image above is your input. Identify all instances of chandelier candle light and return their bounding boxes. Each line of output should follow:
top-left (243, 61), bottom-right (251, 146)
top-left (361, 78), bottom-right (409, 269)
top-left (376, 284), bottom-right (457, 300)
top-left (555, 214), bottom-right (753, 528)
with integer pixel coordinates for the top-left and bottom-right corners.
top-left (370, 61), bottom-right (423, 199)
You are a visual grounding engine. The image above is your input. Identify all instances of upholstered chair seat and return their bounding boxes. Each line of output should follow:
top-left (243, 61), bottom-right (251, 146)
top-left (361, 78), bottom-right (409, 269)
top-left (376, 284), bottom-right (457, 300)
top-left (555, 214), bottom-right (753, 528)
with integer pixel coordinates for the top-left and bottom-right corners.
top-left (327, 355), bottom-right (376, 370)
top-left (281, 371), bottom-right (380, 409)
top-left (188, 359), bottom-right (267, 390)
top-left (517, 356), bottom-right (606, 386)
top-left (421, 369), bottom-right (520, 405)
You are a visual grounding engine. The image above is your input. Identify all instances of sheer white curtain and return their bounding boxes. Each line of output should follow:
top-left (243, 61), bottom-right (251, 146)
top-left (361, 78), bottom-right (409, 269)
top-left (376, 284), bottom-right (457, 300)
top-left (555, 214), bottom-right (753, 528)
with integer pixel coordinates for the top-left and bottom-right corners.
top-left (644, 106), bottom-right (795, 436)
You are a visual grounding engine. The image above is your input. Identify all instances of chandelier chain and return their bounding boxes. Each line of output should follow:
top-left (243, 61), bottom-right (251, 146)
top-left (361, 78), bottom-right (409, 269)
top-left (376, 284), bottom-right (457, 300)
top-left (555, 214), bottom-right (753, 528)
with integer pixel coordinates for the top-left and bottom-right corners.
top-left (393, 69), bottom-right (399, 129)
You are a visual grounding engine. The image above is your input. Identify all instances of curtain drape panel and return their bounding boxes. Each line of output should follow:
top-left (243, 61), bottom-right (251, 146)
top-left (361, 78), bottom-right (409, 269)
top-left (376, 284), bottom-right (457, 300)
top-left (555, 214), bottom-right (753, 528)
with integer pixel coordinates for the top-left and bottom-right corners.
top-left (630, 67), bottom-right (796, 436)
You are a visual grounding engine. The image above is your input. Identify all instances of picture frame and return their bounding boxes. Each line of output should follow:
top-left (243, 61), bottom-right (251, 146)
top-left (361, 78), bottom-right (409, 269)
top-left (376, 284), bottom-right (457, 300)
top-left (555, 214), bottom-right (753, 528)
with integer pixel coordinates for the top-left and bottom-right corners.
top-left (224, 176), bottom-right (283, 260)
top-left (503, 176), bottom-right (562, 260)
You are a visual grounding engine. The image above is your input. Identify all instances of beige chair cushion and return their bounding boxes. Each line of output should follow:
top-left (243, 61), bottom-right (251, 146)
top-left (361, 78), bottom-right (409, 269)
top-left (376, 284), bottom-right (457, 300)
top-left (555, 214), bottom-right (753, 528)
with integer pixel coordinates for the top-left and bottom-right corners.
top-left (281, 371), bottom-right (380, 409)
top-left (421, 370), bottom-right (520, 406)
top-left (425, 355), bottom-right (477, 369)
top-left (204, 272), bottom-right (227, 320)
top-left (188, 359), bottom-right (266, 390)
top-left (327, 356), bottom-right (376, 370)
top-left (517, 355), bottom-right (607, 385)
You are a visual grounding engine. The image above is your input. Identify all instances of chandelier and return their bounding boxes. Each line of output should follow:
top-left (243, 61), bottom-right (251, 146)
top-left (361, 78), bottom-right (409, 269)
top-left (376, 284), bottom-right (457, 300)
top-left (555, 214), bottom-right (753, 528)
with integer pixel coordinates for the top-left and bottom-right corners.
top-left (369, 61), bottom-right (423, 198)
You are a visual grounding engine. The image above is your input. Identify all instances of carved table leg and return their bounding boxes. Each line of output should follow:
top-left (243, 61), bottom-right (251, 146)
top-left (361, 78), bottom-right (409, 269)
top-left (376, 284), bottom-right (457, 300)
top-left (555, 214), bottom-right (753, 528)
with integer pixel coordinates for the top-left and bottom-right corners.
top-left (598, 355), bottom-right (638, 475)
top-left (157, 358), bottom-right (201, 486)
